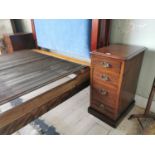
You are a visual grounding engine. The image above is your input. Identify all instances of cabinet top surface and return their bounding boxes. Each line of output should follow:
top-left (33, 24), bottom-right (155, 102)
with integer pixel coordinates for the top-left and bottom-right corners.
top-left (92, 44), bottom-right (146, 60)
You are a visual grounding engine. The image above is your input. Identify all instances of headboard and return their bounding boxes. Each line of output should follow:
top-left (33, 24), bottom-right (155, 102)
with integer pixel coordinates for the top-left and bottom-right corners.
top-left (3, 19), bottom-right (111, 65)
top-left (34, 19), bottom-right (91, 61)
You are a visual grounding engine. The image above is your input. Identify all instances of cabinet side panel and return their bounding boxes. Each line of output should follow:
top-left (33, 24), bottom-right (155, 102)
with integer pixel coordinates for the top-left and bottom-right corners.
top-left (118, 52), bottom-right (144, 114)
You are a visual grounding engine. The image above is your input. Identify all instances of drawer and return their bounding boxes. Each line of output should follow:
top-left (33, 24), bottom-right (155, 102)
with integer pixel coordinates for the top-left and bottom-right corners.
top-left (93, 68), bottom-right (120, 88)
top-left (91, 54), bottom-right (122, 73)
top-left (92, 83), bottom-right (117, 107)
top-left (91, 99), bottom-right (116, 119)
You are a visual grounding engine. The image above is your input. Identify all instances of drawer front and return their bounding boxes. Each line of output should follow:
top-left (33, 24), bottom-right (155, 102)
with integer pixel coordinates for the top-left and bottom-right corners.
top-left (91, 55), bottom-right (122, 74)
top-left (92, 83), bottom-right (117, 107)
top-left (93, 68), bottom-right (120, 88)
top-left (91, 99), bottom-right (116, 119)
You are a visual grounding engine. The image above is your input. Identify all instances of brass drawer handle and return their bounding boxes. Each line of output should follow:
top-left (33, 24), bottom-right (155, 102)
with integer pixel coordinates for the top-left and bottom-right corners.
top-left (100, 104), bottom-right (105, 109)
top-left (99, 89), bottom-right (108, 96)
top-left (101, 75), bottom-right (109, 81)
top-left (101, 62), bottom-right (111, 68)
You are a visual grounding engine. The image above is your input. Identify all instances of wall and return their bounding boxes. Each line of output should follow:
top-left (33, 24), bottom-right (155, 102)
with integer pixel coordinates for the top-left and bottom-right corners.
top-left (0, 19), bottom-right (14, 38)
top-left (0, 19), bottom-right (31, 38)
top-left (13, 19), bottom-right (32, 33)
top-left (110, 19), bottom-right (155, 100)
top-left (19, 19), bottom-right (32, 33)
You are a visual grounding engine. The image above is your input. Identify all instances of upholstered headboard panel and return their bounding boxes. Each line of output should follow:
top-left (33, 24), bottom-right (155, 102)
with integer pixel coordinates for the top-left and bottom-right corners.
top-left (34, 19), bottom-right (91, 61)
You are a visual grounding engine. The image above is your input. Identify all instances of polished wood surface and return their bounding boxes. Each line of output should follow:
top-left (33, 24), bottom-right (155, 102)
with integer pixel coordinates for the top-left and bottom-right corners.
top-left (31, 19), bottom-right (38, 48)
top-left (3, 33), bottom-right (35, 54)
top-left (0, 50), bottom-right (86, 105)
top-left (92, 83), bottom-right (117, 106)
top-left (89, 44), bottom-right (145, 127)
top-left (93, 44), bottom-right (146, 60)
top-left (91, 19), bottom-right (99, 51)
top-left (91, 100), bottom-right (116, 119)
top-left (91, 54), bottom-right (122, 73)
top-left (91, 19), bottom-right (111, 51)
top-left (93, 68), bottom-right (120, 88)
top-left (0, 68), bottom-right (90, 135)
top-left (97, 19), bottom-right (111, 48)
top-left (118, 53), bottom-right (144, 114)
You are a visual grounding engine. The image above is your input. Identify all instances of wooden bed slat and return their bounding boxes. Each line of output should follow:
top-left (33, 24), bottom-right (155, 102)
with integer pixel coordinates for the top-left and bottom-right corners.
top-left (0, 50), bottom-right (48, 68)
top-left (0, 68), bottom-right (89, 135)
top-left (0, 50), bottom-right (85, 105)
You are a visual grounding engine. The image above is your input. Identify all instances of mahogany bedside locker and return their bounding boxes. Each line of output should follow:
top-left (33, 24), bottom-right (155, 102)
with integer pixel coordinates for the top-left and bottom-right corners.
top-left (88, 44), bottom-right (146, 127)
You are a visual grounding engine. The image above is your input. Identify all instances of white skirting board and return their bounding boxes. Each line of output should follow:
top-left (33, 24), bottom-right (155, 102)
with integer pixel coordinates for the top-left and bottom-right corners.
top-left (135, 95), bottom-right (155, 113)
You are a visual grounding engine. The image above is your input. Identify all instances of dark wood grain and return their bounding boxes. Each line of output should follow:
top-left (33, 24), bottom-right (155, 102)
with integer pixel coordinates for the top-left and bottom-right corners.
top-left (88, 100), bottom-right (134, 128)
top-left (0, 67), bottom-right (90, 135)
top-left (0, 50), bottom-right (48, 70)
top-left (93, 68), bottom-right (120, 88)
top-left (91, 54), bottom-right (122, 73)
top-left (118, 52), bottom-right (144, 115)
top-left (97, 19), bottom-right (111, 48)
top-left (91, 19), bottom-right (111, 51)
top-left (31, 19), bottom-right (38, 48)
top-left (89, 44), bottom-right (145, 127)
top-left (93, 44), bottom-right (146, 60)
top-left (3, 33), bottom-right (35, 54)
top-left (91, 19), bottom-right (99, 51)
top-left (0, 50), bottom-right (85, 105)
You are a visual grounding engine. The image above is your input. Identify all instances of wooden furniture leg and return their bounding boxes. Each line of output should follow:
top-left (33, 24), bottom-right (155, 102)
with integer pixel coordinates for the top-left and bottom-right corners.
top-left (128, 78), bottom-right (155, 128)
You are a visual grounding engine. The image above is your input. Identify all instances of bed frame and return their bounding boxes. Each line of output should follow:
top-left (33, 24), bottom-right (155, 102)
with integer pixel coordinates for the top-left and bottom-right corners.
top-left (0, 19), bottom-right (111, 134)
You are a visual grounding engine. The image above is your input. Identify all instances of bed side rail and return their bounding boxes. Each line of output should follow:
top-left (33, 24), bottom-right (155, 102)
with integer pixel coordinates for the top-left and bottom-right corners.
top-left (0, 67), bottom-right (90, 135)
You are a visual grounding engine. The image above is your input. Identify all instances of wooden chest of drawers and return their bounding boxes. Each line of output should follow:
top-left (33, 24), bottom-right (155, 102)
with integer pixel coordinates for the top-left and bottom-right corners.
top-left (88, 44), bottom-right (146, 127)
